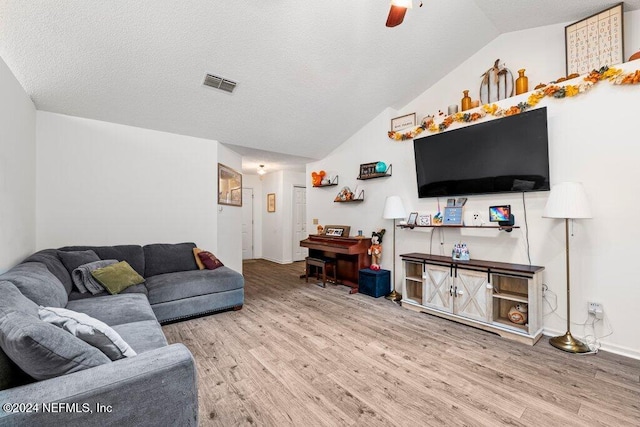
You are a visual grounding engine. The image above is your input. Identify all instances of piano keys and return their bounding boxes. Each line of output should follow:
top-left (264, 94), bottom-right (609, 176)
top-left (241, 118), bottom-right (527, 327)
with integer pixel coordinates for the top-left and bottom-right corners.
top-left (300, 234), bottom-right (371, 293)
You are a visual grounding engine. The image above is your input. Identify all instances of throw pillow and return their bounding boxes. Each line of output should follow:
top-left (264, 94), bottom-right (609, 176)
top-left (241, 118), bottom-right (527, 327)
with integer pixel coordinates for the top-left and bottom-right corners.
top-left (0, 310), bottom-right (110, 380)
top-left (39, 307), bottom-right (136, 360)
top-left (193, 248), bottom-right (205, 270)
top-left (91, 261), bottom-right (145, 295)
top-left (197, 251), bottom-right (224, 270)
top-left (72, 259), bottom-right (118, 294)
top-left (58, 250), bottom-right (101, 275)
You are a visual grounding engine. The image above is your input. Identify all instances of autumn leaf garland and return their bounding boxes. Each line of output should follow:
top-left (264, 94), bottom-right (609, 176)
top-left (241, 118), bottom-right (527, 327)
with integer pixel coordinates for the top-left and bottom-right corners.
top-left (388, 66), bottom-right (640, 139)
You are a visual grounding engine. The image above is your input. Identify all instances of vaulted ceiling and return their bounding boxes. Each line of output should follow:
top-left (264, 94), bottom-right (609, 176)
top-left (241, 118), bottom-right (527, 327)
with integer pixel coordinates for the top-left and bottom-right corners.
top-left (1, 1), bottom-right (638, 171)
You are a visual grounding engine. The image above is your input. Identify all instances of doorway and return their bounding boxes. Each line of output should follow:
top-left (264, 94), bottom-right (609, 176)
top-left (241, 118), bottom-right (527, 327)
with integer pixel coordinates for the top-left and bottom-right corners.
top-left (242, 188), bottom-right (254, 259)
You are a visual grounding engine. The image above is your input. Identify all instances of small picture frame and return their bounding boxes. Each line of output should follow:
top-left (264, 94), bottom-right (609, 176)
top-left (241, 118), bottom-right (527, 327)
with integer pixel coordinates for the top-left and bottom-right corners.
top-left (455, 197), bottom-right (467, 207)
top-left (267, 193), bottom-right (276, 212)
top-left (418, 214), bottom-right (431, 226)
top-left (391, 113), bottom-right (416, 132)
top-left (407, 212), bottom-right (419, 225)
top-left (358, 162), bottom-right (378, 179)
top-left (446, 198), bottom-right (456, 207)
top-left (325, 227), bottom-right (344, 237)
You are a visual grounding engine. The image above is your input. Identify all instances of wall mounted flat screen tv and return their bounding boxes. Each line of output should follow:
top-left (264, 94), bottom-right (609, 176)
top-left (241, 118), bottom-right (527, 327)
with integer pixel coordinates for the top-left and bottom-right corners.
top-left (414, 107), bottom-right (550, 198)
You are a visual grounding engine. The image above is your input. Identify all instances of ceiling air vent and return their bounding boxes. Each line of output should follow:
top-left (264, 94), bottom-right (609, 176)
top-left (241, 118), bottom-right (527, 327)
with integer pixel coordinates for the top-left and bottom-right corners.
top-left (203, 73), bottom-right (237, 93)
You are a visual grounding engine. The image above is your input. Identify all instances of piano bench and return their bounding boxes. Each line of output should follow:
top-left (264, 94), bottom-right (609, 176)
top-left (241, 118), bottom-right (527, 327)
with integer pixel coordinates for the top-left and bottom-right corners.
top-left (305, 257), bottom-right (337, 288)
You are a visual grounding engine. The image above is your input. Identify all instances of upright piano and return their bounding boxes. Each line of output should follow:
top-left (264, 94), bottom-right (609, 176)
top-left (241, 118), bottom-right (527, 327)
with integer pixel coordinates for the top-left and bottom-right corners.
top-left (300, 234), bottom-right (371, 293)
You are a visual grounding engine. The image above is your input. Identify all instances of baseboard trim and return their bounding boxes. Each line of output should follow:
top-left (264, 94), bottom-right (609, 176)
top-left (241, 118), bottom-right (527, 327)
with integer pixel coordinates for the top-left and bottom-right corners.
top-left (542, 328), bottom-right (640, 360)
top-left (260, 256), bottom-right (288, 265)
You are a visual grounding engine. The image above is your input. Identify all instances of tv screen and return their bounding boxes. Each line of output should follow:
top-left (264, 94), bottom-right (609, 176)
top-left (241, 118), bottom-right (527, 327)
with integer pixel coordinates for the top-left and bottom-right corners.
top-left (414, 107), bottom-right (550, 198)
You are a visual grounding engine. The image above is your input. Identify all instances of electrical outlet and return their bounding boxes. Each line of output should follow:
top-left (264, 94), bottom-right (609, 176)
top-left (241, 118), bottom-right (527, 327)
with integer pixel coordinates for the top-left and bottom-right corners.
top-left (588, 302), bottom-right (604, 319)
top-left (312, 218), bottom-right (318, 225)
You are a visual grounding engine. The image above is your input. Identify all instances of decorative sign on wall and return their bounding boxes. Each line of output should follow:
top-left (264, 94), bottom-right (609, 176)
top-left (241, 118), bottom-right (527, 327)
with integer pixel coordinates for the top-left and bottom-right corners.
top-left (390, 113), bottom-right (416, 132)
top-left (565, 3), bottom-right (624, 76)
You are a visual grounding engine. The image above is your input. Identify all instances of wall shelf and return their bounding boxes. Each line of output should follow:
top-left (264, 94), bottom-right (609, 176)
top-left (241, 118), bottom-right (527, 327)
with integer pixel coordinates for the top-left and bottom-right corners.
top-left (357, 164), bottom-right (392, 180)
top-left (313, 175), bottom-right (339, 187)
top-left (398, 224), bottom-right (518, 230)
top-left (334, 189), bottom-right (365, 203)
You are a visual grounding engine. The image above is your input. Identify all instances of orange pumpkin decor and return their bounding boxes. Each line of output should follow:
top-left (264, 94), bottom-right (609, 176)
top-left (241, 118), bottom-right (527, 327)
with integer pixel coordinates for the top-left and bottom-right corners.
top-left (311, 170), bottom-right (326, 187)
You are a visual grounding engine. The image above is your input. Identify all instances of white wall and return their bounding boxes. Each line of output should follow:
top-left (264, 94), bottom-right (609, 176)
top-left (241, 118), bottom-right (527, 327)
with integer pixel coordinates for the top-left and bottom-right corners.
top-left (243, 174), bottom-right (263, 259)
top-left (36, 112), bottom-right (220, 258)
top-left (261, 171), bottom-right (284, 263)
top-left (308, 10), bottom-right (640, 358)
top-left (0, 57), bottom-right (36, 272)
top-left (217, 145), bottom-right (243, 273)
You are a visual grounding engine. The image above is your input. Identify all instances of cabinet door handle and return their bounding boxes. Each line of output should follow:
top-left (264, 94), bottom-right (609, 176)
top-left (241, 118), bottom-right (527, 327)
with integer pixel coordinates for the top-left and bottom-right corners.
top-left (454, 286), bottom-right (458, 297)
top-left (449, 285), bottom-right (453, 296)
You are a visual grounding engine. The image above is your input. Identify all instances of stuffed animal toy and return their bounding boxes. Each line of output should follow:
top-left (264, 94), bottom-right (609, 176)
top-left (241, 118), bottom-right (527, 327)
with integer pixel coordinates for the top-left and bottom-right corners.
top-left (311, 170), bottom-right (326, 187)
top-left (508, 303), bottom-right (528, 325)
top-left (368, 229), bottom-right (386, 270)
top-left (317, 224), bottom-right (324, 234)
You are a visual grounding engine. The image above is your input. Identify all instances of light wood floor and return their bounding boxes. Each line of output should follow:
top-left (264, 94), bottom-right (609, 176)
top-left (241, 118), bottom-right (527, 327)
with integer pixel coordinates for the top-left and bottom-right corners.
top-left (163, 260), bottom-right (640, 426)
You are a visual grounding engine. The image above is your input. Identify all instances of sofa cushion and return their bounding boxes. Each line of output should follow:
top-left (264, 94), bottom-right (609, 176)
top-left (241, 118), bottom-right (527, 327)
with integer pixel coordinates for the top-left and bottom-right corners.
top-left (65, 294), bottom-right (157, 326)
top-left (67, 283), bottom-right (148, 301)
top-left (143, 242), bottom-right (198, 278)
top-left (145, 267), bottom-right (244, 305)
top-left (111, 320), bottom-right (168, 354)
top-left (21, 249), bottom-right (73, 295)
top-left (58, 249), bottom-right (101, 276)
top-left (0, 262), bottom-right (68, 308)
top-left (39, 306), bottom-right (137, 361)
top-left (0, 310), bottom-right (111, 380)
top-left (91, 261), bottom-right (145, 294)
top-left (0, 281), bottom-right (40, 391)
top-left (59, 245), bottom-right (145, 277)
top-left (0, 281), bottom-right (39, 318)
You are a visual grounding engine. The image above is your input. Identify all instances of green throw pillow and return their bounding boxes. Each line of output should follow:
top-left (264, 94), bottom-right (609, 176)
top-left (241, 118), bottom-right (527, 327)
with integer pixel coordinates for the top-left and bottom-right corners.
top-left (90, 261), bottom-right (144, 295)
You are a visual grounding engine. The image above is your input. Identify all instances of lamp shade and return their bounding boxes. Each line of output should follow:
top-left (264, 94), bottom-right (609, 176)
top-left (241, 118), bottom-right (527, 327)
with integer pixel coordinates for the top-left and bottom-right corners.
top-left (383, 196), bottom-right (406, 219)
top-left (543, 182), bottom-right (592, 219)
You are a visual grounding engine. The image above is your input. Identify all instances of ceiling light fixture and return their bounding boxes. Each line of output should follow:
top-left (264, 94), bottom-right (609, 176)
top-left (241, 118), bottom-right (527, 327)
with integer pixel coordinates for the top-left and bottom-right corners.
top-left (257, 165), bottom-right (266, 175)
top-left (386, 0), bottom-right (422, 28)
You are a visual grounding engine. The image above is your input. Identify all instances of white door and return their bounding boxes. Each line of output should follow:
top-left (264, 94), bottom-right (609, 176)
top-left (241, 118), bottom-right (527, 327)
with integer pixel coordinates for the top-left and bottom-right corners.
top-left (292, 186), bottom-right (307, 261)
top-left (242, 188), bottom-right (254, 260)
top-left (424, 264), bottom-right (453, 313)
top-left (454, 269), bottom-right (491, 322)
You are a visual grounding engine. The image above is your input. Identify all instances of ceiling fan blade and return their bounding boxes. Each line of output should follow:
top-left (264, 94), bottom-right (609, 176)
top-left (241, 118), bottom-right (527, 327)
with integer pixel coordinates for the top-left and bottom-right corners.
top-left (386, 5), bottom-right (407, 27)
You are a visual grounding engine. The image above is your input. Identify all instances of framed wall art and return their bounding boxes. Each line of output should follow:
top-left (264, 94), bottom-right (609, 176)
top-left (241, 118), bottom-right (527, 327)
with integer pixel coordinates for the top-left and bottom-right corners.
top-left (267, 193), bottom-right (276, 212)
top-left (218, 163), bottom-right (242, 207)
top-left (565, 3), bottom-right (624, 76)
top-left (391, 113), bottom-right (416, 132)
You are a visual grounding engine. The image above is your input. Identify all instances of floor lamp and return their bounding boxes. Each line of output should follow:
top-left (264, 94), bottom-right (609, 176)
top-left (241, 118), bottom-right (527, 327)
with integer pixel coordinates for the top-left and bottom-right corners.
top-left (383, 196), bottom-right (406, 301)
top-left (543, 182), bottom-right (592, 353)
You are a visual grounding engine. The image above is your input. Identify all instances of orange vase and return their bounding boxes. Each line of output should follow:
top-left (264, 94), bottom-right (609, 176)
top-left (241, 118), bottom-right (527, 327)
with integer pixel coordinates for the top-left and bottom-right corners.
top-left (461, 90), bottom-right (472, 111)
top-left (515, 69), bottom-right (529, 95)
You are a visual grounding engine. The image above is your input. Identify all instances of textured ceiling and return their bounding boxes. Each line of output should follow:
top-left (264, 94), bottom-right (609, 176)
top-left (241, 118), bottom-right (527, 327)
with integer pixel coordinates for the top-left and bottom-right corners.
top-left (1, 1), bottom-right (639, 174)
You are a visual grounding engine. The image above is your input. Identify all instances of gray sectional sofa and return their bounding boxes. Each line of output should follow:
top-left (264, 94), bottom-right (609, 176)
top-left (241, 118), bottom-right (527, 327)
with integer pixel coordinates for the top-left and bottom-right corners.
top-left (0, 242), bottom-right (244, 426)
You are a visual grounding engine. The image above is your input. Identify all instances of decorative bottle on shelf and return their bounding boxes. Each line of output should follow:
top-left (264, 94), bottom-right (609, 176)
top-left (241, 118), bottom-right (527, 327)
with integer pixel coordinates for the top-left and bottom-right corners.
top-left (461, 90), bottom-right (472, 111)
top-left (515, 69), bottom-right (529, 95)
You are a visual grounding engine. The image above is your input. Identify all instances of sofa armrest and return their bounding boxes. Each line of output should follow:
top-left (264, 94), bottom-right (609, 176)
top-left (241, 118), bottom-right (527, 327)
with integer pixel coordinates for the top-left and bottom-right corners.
top-left (0, 344), bottom-right (197, 427)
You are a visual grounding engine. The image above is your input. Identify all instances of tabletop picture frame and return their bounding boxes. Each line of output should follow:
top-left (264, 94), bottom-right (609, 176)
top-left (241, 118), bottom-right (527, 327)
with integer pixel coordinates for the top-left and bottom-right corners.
top-left (565, 3), bottom-right (624, 76)
top-left (407, 212), bottom-right (419, 226)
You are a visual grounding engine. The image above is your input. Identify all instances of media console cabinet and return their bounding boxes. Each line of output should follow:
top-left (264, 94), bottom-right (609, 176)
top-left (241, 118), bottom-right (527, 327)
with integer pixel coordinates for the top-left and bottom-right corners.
top-left (400, 253), bottom-right (544, 345)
